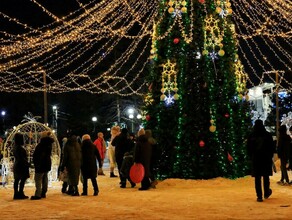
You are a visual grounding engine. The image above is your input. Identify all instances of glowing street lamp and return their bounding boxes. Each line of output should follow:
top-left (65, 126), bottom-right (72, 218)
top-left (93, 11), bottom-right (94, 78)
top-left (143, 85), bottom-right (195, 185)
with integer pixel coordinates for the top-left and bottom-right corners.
top-left (1, 110), bottom-right (6, 130)
top-left (92, 116), bottom-right (97, 133)
top-left (127, 107), bottom-right (143, 133)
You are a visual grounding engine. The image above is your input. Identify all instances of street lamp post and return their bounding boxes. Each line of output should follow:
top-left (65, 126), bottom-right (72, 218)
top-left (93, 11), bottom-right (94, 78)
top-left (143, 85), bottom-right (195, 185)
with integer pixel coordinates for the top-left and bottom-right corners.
top-left (127, 107), bottom-right (142, 134)
top-left (42, 70), bottom-right (48, 125)
top-left (128, 108), bottom-right (134, 133)
top-left (52, 105), bottom-right (58, 135)
top-left (1, 110), bottom-right (6, 131)
top-left (92, 116), bottom-right (97, 133)
top-left (263, 70), bottom-right (284, 144)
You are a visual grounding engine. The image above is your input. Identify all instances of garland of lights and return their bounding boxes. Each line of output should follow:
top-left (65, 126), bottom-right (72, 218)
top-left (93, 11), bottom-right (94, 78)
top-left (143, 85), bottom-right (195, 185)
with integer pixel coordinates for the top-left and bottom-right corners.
top-left (0, 0), bottom-right (291, 94)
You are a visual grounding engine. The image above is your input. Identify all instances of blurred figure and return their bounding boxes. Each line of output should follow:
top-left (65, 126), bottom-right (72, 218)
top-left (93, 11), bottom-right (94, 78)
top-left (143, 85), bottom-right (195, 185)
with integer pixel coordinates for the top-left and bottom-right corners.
top-left (93, 132), bottom-right (106, 175)
top-left (60, 137), bottom-right (68, 193)
top-left (108, 126), bottom-right (120, 178)
top-left (81, 134), bottom-right (102, 196)
top-left (145, 129), bottom-right (158, 188)
top-left (62, 133), bottom-right (82, 196)
top-left (13, 133), bottom-right (30, 200)
top-left (31, 131), bottom-right (54, 200)
top-left (277, 125), bottom-right (291, 185)
top-left (134, 128), bottom-right (152, 191)
top-left (112, 128), bottom-right (134, 188)
top-left (247, 120), bottom-right (274, 202)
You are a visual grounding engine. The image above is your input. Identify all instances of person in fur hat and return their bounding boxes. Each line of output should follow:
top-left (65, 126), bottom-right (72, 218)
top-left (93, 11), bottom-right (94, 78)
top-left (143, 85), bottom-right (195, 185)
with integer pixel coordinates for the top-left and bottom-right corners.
top-left (31, 131), bottom-right (54, 200)
top-left (81, 134), bottom-right (102, 196)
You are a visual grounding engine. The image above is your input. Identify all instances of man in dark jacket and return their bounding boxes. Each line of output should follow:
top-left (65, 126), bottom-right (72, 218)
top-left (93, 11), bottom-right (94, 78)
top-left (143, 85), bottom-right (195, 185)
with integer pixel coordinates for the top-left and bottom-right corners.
top-left (247, 120), bottom-right (274, 202)
top-left (31, 131), bottom-right (54, 200)
top-left (80, 134), bottom-right (102, 196)
top-left (112, 128), bottom-right (134, 188)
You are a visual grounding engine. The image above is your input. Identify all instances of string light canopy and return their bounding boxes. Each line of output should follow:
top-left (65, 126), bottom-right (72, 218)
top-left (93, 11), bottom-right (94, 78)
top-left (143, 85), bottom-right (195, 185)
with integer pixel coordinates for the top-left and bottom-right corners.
top-left (0, 0), bottom-right (291, 95)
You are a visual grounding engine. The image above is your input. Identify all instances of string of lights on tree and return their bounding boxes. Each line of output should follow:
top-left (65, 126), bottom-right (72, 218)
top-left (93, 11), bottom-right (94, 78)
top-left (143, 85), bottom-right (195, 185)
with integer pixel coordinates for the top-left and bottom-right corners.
top-left (0, 0), bottom-right (291, 95)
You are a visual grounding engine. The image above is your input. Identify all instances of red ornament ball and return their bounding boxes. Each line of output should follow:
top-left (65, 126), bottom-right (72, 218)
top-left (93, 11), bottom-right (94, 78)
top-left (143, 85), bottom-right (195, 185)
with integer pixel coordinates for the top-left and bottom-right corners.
top-left (227, 152), bottom-right (233, 162)
top-left (145, 115), bottom-right (151, 121)
top-left (224, 113), bottom-right (230, 118)
top-left (198, 0), bottom-right (205, 3)
top-left (199, 140), bottom-right (205, 147)
top-left (173, 38), bottom-right (180, 44)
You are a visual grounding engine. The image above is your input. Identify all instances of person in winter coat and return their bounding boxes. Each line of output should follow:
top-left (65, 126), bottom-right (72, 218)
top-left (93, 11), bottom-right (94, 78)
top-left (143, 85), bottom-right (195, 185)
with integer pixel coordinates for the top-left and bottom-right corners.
top-left (108, 126), bottom-right (120, 177)
top-left (93, 132), bottom-right (106, 175)
top-left (277, 125), bottom-right (291, 185)
top-left (62, 134), bottom-right (82, 196)
top-left (247, 119), bottom-right (274, 202)
top-left (134, 128), bottom-right (152, 190)
top-left (13, 133), bottom-right (30, 200)
top-left (81, 134), bottom-right (102, 196)
top-left (60, 137), bottom-right (68, 193)
top-left (120, 151), bottom-right (136, 188)
top-left (145, 129), bottom-right (158, 188)
top-left (111, 128), bottom-right (134, 188)
top-left (31, 131), bottom-right (54, 200)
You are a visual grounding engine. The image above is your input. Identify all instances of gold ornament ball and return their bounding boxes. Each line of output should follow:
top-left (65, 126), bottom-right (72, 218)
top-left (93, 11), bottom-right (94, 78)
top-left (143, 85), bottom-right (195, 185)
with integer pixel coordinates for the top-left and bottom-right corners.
top-left (216, 7), bottom-right (222, 14)
top-left (173, 87), bottom-right (178, 92)
top-left (202, 50), bottom-right (208, 56)
top-left (227, 8), bottom-right (233, 14)
top-left (209, 125), bottom-right (216, 132)
top-left (181, 1), bottom-right (187, 6)
top-left (218, 49), bottom-right (225, 56)
top-left (160, 94), bottom-right (166, 101)
top-left (181, 7), bottom-right (187, 13)
top-left (226, 2), bottom-right (232, 7)
top-left (210, 119), bottom-right (214, 124)
top-left (161, 88), bottom-right (165, 93)
top-left (168, 1), bottom-right (174, 6)
top-left (173, 93), bottom-right (179, 100)
top-left (168, 7), bottom-right (174, 14)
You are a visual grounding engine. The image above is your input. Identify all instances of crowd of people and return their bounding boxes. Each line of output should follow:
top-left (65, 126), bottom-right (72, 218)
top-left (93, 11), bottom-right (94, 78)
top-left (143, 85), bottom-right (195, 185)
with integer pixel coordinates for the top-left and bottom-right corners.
top-left (247, 120), bottom-right (292, 202)
top-left (11, 126), bottom-right (158, 200)
top-left (9, 120), bottom-right (292, 202)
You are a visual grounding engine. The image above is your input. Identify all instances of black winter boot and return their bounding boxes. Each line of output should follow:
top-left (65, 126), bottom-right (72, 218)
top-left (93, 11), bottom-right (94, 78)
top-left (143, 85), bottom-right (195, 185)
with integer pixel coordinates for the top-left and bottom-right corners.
top-left (13, 192), bottom-right (21, 200)
top-left (66, 185), bottom-right (74, 195)
top-left (18, 191), bottom-right (29, 199)
top-left (110, 172), bottom-right (117, 178)
top-left (71, 186), bottom-right (79, 196)
top-left (61, 182), bottom-right (68, 193)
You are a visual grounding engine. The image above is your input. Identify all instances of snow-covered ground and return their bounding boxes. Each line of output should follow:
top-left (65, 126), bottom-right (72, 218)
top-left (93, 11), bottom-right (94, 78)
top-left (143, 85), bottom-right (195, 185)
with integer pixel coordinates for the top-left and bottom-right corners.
top-left (1, 159), bottom-right (292, 220)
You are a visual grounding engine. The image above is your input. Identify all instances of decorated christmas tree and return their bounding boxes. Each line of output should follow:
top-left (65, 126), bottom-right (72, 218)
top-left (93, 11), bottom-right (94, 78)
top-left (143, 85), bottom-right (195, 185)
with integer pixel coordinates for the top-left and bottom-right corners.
top-left (144, 0), bottom-right (252, 179)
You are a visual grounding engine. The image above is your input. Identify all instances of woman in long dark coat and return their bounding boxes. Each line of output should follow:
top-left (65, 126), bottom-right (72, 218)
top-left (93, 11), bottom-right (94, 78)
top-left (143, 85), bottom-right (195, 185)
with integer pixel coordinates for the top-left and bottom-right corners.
top-left (13, 133), bottom-right (30, 199)
top-left (134, 128), bottom-right (152, 190)
top-left (247, 119), bottom-right (275, 202)
top-left (80, 134), bottom-right (102, 196)
top-left (62, 134), bottom-right (82, 196)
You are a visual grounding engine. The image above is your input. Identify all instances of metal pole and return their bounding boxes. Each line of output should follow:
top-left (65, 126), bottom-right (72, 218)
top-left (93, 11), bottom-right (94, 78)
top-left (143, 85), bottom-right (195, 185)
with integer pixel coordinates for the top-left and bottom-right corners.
top-left (43, 71), bottom-right (48, 125)
top-left (117, 97), bottom-right (121, 125)
top-left (275, 72), bottom-right (279, 145)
